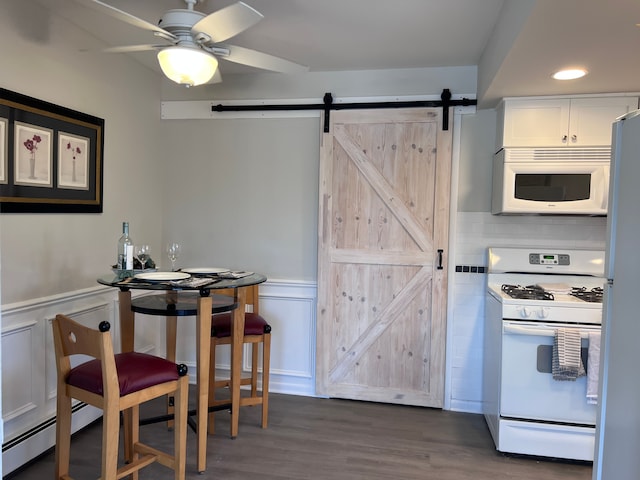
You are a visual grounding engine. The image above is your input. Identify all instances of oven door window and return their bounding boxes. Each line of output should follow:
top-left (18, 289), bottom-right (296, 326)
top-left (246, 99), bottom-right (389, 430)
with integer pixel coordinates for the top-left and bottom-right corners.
top-left (514, 174), bottom-right (591, 202)
top-left (500, 321), bottom-right (598, 425)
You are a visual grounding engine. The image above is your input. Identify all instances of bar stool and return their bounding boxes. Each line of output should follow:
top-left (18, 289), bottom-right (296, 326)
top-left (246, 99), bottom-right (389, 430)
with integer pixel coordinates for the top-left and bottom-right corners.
top-left (208, 284), bottom-right (271, 436)
top-left (52, 313), bottom-right (189, 480)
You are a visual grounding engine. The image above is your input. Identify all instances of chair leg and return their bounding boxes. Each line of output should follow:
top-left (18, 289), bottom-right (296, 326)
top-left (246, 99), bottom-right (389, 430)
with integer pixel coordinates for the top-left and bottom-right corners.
top-left (54, 390), bottom-right (72, 480)
top-left (166, 314), bottom-right (178, 430)
top-left (130, 405), bottom-right (140, 480)
top-left (261, 333), bottom-right (271, 428)
top-left (251, 342), bottom-right (259, 397)
top-left (208, 338), bottom-right (217, 435)
top-left (123, 408), bottom-right (133, 463)
top-left (174, 376), bottom-right (188, 480)
top-left (102, 403), bottom-right (121, 480)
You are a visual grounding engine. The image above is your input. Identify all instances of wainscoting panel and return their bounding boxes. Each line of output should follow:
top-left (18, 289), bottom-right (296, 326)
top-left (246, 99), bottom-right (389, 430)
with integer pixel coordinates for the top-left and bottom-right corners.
top-left (2, 321), bottom-right (38, 423)
top-left (223, 280), bottom-right (317, 396)
top-left (1, 280), bottom-right (317, 476)
top-left (164, 280), bottom-right (318, 397)
top-left (2, 287), bottom-right (116, 477)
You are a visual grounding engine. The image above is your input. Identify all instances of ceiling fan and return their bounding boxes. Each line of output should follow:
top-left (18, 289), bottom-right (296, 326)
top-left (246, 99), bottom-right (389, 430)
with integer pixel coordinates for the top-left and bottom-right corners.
top-left (74, 0), bottom-right (309, 86)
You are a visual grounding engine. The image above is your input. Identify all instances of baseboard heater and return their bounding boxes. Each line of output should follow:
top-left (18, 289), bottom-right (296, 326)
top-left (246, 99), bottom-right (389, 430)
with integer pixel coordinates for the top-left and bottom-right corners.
top-left (2, 402), bottom-right (101, 477)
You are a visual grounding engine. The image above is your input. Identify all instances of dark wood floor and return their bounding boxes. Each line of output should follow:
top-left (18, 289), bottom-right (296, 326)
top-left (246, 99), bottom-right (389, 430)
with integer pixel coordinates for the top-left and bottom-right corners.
top-left (8, 388), bottom-right (592, 479)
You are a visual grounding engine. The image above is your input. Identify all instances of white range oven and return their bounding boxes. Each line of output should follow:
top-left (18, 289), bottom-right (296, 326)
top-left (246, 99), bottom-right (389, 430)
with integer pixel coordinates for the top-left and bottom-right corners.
top-left (483, 247), bottom-right (605, 461)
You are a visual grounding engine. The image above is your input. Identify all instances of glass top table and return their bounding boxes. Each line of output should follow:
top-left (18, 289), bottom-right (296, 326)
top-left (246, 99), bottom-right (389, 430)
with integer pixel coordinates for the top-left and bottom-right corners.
top-left (97, 271), bottom-right (266, 473)
top-left (97, 271), bottom-right (267, 292)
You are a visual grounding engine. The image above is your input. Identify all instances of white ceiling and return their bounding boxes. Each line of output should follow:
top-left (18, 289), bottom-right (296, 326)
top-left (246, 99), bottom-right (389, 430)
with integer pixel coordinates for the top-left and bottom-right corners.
top-left (29, 0), bottom-right (640, 107)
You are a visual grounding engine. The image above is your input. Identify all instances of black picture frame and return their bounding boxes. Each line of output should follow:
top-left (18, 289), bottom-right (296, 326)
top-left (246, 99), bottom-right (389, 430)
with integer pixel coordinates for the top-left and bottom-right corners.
top-left (0, 88), bottom-right (104, 213)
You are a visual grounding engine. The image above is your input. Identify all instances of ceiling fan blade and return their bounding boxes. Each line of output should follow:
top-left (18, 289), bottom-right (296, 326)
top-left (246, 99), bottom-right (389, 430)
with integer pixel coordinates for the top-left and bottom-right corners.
top-left (216, 44), bottom-right (309, 74)
top-left (99, 44), bottom-right (167, 53)
top-left (192, 2), bottom-right (263, 44)
top-left (72, 0), bottom-right (175, 40)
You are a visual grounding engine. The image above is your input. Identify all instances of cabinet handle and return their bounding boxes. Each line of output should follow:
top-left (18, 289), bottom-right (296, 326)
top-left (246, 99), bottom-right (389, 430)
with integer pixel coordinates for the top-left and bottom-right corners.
top-left (571, 134), bottom-right (577, 142)
top-left (437, 249), bottom-right (444, 270)
top-left (562, 135), bottom-right (568, 142)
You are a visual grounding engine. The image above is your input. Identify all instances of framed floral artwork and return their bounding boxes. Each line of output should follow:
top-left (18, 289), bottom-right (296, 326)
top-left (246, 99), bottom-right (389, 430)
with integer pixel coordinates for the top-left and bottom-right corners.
top-left (0, 88), bottom-right (104, 213)
top-left (14, 122), bottom-right (53, 187)
top-left (0, 117), bottom-right (7, 185)
top-left (58, 133), bottom-right (89, 190)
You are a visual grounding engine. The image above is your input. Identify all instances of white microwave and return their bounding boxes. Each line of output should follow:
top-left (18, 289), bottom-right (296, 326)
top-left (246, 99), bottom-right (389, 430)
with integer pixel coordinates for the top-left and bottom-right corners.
top-left (492, 148), bottom-right (610, 215)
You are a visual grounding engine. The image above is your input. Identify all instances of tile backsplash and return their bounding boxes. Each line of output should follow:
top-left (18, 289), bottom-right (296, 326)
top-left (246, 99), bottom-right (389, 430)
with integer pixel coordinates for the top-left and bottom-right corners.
top-left (456, 212), bottom-right (607, 267)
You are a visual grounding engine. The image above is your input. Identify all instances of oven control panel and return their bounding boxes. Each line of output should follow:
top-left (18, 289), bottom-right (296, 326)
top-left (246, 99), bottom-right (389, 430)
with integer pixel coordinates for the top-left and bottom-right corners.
top-left (529, 253), bottom-right (570, 266)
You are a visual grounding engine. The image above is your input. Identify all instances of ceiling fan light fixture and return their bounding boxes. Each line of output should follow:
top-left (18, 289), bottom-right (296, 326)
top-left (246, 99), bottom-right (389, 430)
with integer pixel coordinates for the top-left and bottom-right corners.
top-left (157, 47), bottom-right (218, 87)
top-left (552, 68), bottom-right (587, 80)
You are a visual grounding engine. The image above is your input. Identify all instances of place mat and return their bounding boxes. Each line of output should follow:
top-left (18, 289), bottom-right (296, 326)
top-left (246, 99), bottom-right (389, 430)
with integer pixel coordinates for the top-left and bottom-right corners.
top-left (218, 271), bottom-right (254, 279)
top-left (170, 277), bottom-right (222, 288)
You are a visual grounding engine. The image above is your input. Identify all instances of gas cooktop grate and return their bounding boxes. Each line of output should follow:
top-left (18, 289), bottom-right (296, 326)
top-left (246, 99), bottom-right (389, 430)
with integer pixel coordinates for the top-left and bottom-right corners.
top-left (570, 287), bottom-right (604, 303)
top-left (501, 284), bottom-right (555, 300)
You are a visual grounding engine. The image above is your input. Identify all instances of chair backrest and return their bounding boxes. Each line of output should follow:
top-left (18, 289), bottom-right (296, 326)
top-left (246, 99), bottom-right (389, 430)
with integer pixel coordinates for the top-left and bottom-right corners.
top-left (52, 314), bottom-right (118, 397)
top-left (216, 284), bottom-right (260, 315)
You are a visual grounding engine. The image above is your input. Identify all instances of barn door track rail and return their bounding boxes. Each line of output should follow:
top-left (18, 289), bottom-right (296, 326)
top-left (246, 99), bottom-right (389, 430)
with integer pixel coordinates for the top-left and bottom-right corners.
top-left (211, 89), bottom-right (476, 131)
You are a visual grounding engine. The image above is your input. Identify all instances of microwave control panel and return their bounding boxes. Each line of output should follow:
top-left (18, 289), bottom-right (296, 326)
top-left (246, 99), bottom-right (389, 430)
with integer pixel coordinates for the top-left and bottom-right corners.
top-left (529, 253), bottom-right (570, 266)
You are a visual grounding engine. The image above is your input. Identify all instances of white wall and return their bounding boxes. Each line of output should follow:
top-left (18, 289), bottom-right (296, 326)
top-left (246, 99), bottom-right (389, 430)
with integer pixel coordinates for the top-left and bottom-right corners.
top-left (0, 3), bottom-right (163, 473)
top-left (161, 66), bottom-right (478, 102)
top-left (0, 1), bottom-right (164, 305)
top-left (159, 116), bottom-right (321, 281)
top-left (457, 109), bottom-right (497, 212)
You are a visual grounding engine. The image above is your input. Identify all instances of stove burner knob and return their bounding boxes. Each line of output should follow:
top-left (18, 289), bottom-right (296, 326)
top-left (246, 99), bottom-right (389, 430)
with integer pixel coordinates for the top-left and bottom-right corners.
top-left (519, 306), bottom-right (532, 318)
top-left (538, 307), bottom-right (550, 319)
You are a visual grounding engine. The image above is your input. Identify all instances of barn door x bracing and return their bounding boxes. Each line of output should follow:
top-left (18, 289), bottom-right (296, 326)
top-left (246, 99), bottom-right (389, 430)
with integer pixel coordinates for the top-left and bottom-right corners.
top-left (316, 108), bottom-right (452, 407)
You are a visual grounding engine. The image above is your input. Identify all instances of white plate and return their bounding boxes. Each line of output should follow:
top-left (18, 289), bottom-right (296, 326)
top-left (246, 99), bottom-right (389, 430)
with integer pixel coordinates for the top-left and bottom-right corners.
top-left (134, 271), bottom-right (191, 281)
top-left (181, 267), bottom-right (230, 275)
top-left (112, 268), bottom-right (157, 274)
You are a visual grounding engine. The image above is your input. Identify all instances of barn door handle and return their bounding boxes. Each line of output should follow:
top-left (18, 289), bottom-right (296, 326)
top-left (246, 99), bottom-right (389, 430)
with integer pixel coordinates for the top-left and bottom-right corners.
top-left (437, 249), bottom-right (444, 270)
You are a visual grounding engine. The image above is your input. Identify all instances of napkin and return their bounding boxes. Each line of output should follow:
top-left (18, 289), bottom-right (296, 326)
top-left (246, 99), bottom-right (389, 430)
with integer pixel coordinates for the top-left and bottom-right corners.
top-left (221, 271), bottom-right (254, 279)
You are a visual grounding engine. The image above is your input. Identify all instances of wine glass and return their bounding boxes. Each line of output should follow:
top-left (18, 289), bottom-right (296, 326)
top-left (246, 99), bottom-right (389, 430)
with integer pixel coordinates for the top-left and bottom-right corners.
top-left (167, 242), bottom-right (181, 271)
top-left (135, 244), bottom-right (150, 271)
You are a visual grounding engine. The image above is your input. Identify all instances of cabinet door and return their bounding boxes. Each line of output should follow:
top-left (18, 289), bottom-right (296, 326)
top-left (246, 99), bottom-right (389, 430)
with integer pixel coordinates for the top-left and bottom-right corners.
top-left (569, 97), bottom-right (638, 146)
top-left (501, 99), bottom-right (570, 148)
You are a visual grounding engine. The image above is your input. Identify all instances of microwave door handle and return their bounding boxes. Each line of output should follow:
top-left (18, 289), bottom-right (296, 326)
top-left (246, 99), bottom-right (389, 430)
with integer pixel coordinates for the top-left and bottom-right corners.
top-left (504, 324), bottom-right (591, 339)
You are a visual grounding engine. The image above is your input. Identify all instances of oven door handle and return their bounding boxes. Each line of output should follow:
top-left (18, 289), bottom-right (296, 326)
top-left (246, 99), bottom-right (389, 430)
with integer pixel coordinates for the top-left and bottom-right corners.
top-left (504, 324), bottom-right (592, 339)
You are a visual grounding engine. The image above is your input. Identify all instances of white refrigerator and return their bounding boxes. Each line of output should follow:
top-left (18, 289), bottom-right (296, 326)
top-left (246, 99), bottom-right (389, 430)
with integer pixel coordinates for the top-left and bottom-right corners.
top-left (593, 109), bottom-right (640, 479)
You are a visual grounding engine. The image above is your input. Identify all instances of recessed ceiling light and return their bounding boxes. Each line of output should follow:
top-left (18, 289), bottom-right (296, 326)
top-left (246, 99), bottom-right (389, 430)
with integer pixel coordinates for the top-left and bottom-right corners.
top-left (552, 69), bottom-right (588, 80)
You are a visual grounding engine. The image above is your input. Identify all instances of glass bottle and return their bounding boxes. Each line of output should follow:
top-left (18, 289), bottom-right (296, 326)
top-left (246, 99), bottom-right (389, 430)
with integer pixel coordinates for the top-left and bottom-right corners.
top-left (117, 222), bottom-right (134, 270)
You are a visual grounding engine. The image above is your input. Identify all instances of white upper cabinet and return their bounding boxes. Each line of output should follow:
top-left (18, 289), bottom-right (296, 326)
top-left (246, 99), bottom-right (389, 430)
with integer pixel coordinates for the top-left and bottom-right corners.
top-left (496, 96), bottom-right (639, 151)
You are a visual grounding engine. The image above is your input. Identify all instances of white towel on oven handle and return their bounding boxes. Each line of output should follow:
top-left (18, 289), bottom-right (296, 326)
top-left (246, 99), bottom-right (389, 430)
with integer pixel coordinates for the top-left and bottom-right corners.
top-left (587, 331), bottom-right (601, 405)
top-left (552, 328), bottom-right (585, 381)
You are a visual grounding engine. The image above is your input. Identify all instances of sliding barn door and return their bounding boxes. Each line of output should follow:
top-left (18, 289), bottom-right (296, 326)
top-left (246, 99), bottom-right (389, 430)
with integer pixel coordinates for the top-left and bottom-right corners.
top-left (316, 108), bottom-right (452, 407)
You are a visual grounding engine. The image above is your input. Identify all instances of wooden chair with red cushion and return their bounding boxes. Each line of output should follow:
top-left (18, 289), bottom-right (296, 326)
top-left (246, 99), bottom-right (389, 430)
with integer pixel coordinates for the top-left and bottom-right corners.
top-left (208, 284), bottom-right (271, 436)
top-left (52, 313), bottom-right (189, 480)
